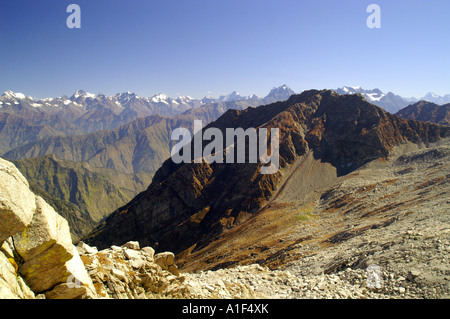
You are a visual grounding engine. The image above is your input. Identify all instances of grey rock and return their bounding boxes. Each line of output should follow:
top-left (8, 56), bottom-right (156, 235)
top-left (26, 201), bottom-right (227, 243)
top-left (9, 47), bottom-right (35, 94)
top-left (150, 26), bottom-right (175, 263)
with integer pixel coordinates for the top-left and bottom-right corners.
top-left (0, 158), bottom-right (35, 242)
top-left (122, 241), bottom-right (140, 250)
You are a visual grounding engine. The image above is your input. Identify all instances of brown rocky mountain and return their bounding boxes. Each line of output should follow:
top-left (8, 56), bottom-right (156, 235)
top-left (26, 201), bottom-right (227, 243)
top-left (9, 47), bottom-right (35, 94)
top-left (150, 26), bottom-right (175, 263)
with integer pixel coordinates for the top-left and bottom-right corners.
top-left (84, 90), bottom-right (450, 263)
top-left (1, 101), bottom-right (262, 243)
top-left (396, 100), bottom-right (450, 126)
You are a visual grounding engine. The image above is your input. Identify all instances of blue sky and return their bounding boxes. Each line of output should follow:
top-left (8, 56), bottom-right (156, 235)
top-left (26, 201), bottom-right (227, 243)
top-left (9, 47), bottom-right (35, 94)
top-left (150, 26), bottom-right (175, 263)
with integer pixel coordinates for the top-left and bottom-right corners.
top-left (0, 0), bottom-right (449, 99)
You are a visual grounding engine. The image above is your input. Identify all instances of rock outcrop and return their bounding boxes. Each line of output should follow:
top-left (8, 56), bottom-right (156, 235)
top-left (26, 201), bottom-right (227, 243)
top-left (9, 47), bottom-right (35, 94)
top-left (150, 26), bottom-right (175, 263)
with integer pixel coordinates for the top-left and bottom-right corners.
top-left (77, 241), bottom-right (189, 299)
top-left (0, 158), bottom-right (35, 243)
top-left (0, 157), bottom-right (96, 299)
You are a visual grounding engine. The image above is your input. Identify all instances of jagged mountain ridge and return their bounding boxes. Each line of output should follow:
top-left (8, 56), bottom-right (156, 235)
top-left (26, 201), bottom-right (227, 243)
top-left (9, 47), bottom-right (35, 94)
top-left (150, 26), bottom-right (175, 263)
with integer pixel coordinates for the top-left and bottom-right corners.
top-left (11, 154), bottom-right (148, 232)
top-left (83, 90), bottom-right (450, 256)
top-left (0, 86), bottom-right (296, 117)
top-left (3, 101), bottom-right (259, 175)
top-left (0, 86), bottom-right (294, 154)
top-left (396, 101), bottom-right (450, 126)
top-left (0, 112), bottom-right (83, 155)
top-left (421, 92), bottom-right (450, 105)
top-left (334, 86), bottom-right (450, 114)
top-left (333, 86), bottom-right (416, 113)
top-left (2, 101), bottom-right (264, 239)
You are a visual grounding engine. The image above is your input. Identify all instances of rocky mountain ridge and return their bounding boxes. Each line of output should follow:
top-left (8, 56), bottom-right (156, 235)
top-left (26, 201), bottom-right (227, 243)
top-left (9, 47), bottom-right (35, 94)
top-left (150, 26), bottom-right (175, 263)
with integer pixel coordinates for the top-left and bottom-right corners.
top-left (396, 100), bottom-right (449, 126)
top-left (1, 111), bottom-right (449, 299)
top-left (0, 85), bottom-right (294, 153)
top-left (83, 89), bottom-right (450, 259)
top-left (334, 86), bottom-right (450, 114)
top-left (0, 91), bottom-right (296, 242)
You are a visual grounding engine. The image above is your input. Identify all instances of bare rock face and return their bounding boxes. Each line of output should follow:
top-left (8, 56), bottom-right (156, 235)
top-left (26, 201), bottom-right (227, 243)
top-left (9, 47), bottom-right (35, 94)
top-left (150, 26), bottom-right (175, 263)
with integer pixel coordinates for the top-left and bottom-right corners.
top-left (0, 158), bottom-right (35, 242)
top-left (0, 157), bottom-right (97, 299)
top-left (14, 196), bottom-right (74, 263)
top-left (0, 239), bottom-right (35, 299)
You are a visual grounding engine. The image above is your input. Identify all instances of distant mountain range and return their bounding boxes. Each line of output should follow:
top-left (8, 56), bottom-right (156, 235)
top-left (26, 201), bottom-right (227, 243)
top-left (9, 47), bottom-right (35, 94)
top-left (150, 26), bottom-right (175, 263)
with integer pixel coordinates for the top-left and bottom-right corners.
top-left (2, 84), bottom-right (449, 241)
top-left (0, 85), bottom-right (295, 123)
top-left (1, 86), bottom-right (295, 238)
top-left (0, 85), bottom-right (295, 154)
top-left (333, 86), bottom-right (450, 114)
top-left (3, 103), bottom-right (253, 237)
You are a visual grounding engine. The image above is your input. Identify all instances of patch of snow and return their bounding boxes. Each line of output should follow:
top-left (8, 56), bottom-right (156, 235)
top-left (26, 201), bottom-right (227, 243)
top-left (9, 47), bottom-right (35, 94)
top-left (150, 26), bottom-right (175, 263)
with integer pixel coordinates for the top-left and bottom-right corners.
top-left (365, 93), bottom-right (385, 102)
top-left (151, 93), bottom-right (169, 104)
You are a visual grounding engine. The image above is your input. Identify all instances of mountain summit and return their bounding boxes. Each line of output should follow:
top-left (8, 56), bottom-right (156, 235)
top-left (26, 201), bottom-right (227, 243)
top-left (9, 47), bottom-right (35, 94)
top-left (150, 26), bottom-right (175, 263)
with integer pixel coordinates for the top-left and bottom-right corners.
top-left (263, 84), bottom-right (295, 104)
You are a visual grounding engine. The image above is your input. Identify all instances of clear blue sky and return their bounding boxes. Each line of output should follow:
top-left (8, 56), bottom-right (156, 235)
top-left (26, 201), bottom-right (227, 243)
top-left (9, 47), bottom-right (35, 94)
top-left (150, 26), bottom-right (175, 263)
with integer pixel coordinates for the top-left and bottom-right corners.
top-left (1, 0), bottom-right (449, 99)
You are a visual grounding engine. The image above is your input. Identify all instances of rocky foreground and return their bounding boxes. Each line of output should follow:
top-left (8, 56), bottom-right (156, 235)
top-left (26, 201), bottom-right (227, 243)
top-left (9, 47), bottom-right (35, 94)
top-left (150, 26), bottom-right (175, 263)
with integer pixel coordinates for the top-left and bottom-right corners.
top-left (1, 138), bottom-right (449, 299)
top-left (72, 234), bottom-right (450, 299)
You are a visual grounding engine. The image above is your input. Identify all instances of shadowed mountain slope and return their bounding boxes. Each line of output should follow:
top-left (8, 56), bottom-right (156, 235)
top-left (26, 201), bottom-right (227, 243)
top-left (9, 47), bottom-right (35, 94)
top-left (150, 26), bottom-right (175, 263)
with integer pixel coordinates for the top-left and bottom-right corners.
top-left (83, 90), bottom-right (450, 258)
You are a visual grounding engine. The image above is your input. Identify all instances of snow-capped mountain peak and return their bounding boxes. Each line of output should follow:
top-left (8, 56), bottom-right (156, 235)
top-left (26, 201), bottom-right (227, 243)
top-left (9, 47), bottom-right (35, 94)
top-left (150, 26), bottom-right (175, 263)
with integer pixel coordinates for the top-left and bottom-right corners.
top-left (71, 90), bottom-right (96, 100)
top-left (2, 90), bottom-right (27, 100)
top-left (151, 93), bottom-right (170, 103)
top-left (421, 92), bottom-right (450, 105)
top-left (336, 86), bottom-right (386, 100)
top-left (263, 85), bottom-right (295, 103)
top-left (219, 91), bottom-right (242, 102)
top-left (334, 86), bottom-right (421, 113)
top-left (424, 92), bottom-right (440, 99)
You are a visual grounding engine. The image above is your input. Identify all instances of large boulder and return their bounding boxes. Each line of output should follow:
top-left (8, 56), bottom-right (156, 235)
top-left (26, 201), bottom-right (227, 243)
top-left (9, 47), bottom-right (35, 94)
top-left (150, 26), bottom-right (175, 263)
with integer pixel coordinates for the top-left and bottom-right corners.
top-left (0, 158), bottom-right (97, 298)
top-left (44, 246), bottom-right (97, 299)
top-left (13, 196), bottom-right (96, 298)
top-left (154, 252), bottom-right (179, 276)
top-left (14, 196), bottom-right (74, 262)
top-left (0, 158), bottom-right (35, 242)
